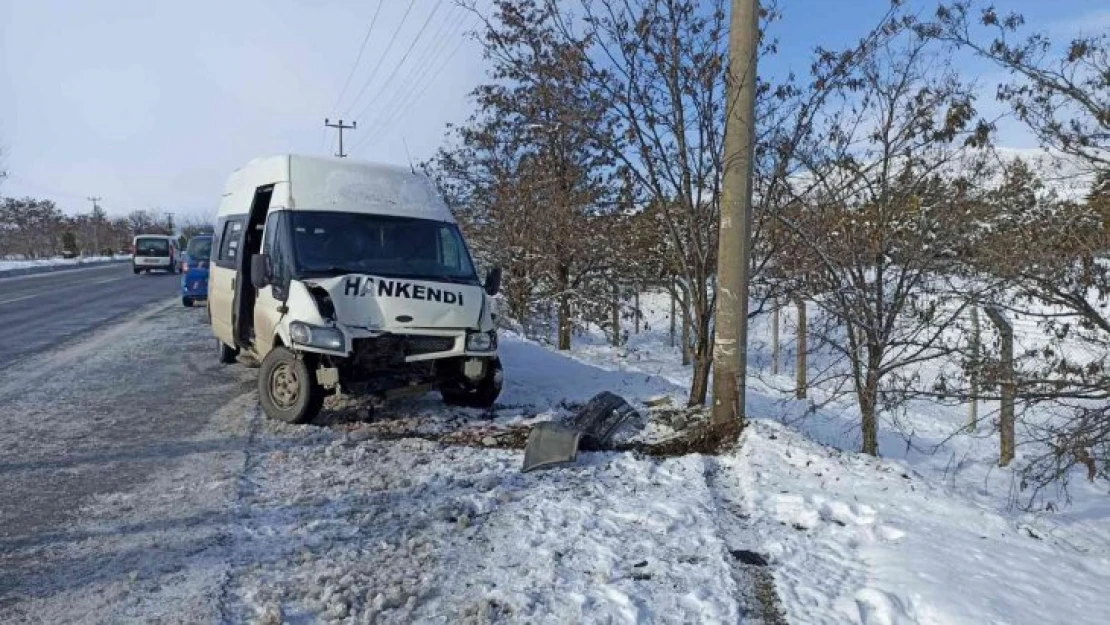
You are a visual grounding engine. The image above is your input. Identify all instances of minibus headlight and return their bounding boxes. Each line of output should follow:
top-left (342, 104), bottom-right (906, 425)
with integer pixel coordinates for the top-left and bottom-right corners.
top-left (289, 322), bottom-right (344, 350)
top-left (466, 330), bottom-right (497, 352)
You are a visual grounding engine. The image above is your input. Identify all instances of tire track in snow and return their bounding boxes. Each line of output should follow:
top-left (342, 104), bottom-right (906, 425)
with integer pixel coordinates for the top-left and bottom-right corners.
top-left (702, 454), bottom-right (789, 625)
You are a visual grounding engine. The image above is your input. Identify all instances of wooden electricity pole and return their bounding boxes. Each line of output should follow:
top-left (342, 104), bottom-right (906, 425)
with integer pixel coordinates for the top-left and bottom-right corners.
top-left (324, 118), bottom-right (357, 158)
top-left (710, 0), bottom-right (760, 429)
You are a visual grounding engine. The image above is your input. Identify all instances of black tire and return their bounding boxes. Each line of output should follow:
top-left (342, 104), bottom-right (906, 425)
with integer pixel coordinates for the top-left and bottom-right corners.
top-left (217, 340), bottom-right (238, 364)
top-left (442, 358), bottom-right (503, 409)
top-left (133, 267), bottom-right (140, 275)
top-left (258, 347), bottom-right (323, 424)
top-left (182, 296), bottom-right (193, 307)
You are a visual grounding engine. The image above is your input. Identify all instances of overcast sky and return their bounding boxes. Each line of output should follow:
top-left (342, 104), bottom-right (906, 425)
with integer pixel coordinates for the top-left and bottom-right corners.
top-left (1, 0), bottom-right (1105, 220)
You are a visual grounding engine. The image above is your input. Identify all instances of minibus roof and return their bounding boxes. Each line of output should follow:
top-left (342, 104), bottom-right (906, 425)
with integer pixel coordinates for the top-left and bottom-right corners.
top-left (217, 154), bottom-right (455, 223)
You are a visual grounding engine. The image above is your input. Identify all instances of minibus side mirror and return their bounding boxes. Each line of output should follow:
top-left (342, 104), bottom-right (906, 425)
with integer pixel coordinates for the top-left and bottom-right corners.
top-left (250, 253), bottom-right (270, 289)
top-left (484, 266), bottom-right (502, 296)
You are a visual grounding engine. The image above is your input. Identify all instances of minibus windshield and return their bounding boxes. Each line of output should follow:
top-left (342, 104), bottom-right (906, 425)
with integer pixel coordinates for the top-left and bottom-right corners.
top-left (289, 211), bottom-right (479, 284)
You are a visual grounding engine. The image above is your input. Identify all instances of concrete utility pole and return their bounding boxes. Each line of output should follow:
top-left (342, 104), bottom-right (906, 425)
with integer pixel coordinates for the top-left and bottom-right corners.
top-left (710, 0), bottom-right (760, 428)
top-left (87, 196), bottom-right (103, 256)
top-left (325, 118), bottom-right (357, 158)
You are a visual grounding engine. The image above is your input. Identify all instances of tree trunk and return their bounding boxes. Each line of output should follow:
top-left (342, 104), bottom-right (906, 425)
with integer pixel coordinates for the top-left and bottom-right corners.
top-left (795, 297), bottom-right (807, 399)
top-left (634, 291), bottom-right (641, 334)
top-left (557, 265), bottom-right (571, 351)
top-left (670, 284), bottom-right (676, 348)
top-left (860, 375), bottom-right (879, 456)
top-left (858, 338), bottom-right (883, 456)
top-left (610, 280), bottom-right (621, 347)
top-left (771, 299), bottom-right (780, 375)
top-left (681, 287), bottom-right (692, 366)
top-left (858, 343), bottom-right (882, 456)
top-left (689, 334), bottom-right (712, 407)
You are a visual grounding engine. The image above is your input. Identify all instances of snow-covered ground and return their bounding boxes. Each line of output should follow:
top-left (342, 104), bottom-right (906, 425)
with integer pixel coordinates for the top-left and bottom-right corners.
top-left (10, 290), bottom-right (1107, 624)
top-left (560, 291), bottom-right (1110, 625)
top-left (0, 254), bottom-right (129, 273)
top-left (216, 290), bottom-right (1110, 624)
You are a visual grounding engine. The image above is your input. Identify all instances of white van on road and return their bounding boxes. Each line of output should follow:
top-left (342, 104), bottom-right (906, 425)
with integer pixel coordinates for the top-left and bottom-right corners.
top-left (132, 234), bottom-right (179, 274)
top-left (209, 154), bottom-right (503, 423)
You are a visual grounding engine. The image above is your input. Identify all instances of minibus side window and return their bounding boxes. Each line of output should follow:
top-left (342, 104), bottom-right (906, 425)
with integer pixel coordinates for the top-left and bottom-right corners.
top-left (217, 219), bottom-right (244, 268)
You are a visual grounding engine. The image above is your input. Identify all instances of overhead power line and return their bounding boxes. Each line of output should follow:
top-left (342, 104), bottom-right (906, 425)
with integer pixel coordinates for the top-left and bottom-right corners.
top-left (341, 0), bottom-right (418, 120)
top-left (351, 8), bottom-right (478, 155)
top-left (379, 35), bottom-right (472, 140)
top-left (355, 16), bottom-right (477, 154)
top-left (329, 0), bottom-right (386, 116)
top-left (350, 0), bottom-right (446, 125)
top-left (356, 4), bottom-right (468, 138)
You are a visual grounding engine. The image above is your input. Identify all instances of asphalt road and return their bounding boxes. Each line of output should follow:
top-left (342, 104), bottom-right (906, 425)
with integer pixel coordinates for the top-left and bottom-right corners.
top-left (0, 302), bottom-right (254, 622)
top-left (0, 263), bottom-right (181, 366)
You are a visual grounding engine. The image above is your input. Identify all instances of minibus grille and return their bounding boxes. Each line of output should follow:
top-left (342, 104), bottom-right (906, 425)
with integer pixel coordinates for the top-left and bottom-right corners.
top-left (350, 335), bottom-right (456, 369)
top-left (405, 336), bottom-right (455, 356)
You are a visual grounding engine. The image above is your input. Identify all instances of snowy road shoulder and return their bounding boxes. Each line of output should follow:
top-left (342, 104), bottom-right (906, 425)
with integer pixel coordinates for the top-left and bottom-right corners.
top-left (0, 302), bottom-right (773, 624)
top-left (221, 409), bottom-right (768, 624)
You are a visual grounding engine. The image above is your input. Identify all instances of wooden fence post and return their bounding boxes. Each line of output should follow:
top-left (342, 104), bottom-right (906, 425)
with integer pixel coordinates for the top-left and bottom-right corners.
top-left (984, 306), bottom-right (1015, 467)
top-left (968, 305), bottom-right (980, 431)
top-left (771, 298), bottom-right (780, 375)
top-left (795, 297), bottom-right (807, 399)
top-left (669, 283), bottom-right (676, 348)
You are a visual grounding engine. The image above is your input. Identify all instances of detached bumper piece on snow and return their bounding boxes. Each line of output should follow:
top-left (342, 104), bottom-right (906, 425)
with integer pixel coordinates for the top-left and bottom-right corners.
top-left (521, 391), bottom-right (640, 472)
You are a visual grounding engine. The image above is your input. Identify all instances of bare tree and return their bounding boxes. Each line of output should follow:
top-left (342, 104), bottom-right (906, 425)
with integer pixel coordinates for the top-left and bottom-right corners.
top-left (545, 0), bottom-right (731, 404)
top-left (432, 0), bottom-right (619, 348)
top-left (919, 3), bottom-right (1110, 492)
top-left (965, 162), bottom-right (1110, 494)
top-left (0, 197), bottom-right (66, 258)
top-left (780, 27), bottom-right (995, 456)
top-left (926, 1), bottom-right (1109, 174)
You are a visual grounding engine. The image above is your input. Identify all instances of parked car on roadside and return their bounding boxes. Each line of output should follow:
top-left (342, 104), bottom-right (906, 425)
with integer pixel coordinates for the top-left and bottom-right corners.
top-left (132, 235), bottom-right (178, 274)
top-left (181, 234), bottom-right (213, 307)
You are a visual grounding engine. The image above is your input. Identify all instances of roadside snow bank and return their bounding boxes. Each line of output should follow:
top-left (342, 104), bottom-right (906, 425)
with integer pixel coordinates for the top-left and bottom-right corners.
top-left (0, 254), bottom-right (129, 273)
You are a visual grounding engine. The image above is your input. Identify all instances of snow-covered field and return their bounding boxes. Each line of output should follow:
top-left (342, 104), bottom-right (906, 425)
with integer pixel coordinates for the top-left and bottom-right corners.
top-left (0, 254), bottom-right (129, 273)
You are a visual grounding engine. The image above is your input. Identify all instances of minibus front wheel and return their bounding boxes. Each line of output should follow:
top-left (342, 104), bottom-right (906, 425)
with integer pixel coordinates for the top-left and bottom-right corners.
top-left (259, 347), bottom-right (324, 424)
